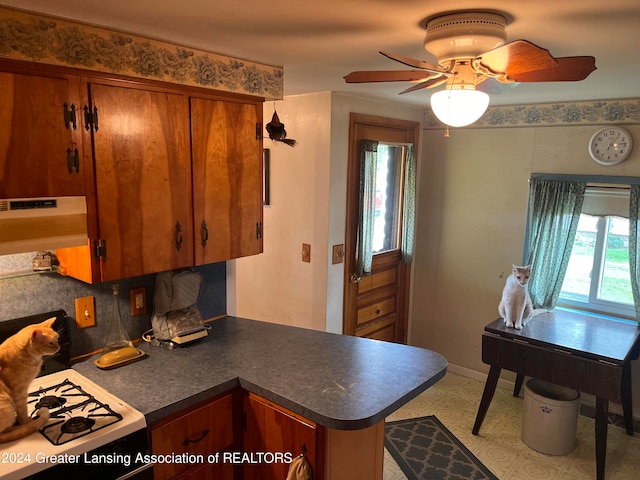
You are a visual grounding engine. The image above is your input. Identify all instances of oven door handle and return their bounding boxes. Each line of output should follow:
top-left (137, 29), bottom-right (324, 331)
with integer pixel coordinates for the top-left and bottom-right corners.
top-left (114, 461), bottom-right (154, 480)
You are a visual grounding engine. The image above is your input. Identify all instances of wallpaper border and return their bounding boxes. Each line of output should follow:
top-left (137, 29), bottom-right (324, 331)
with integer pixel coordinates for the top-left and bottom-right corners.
top-left (0, 6), bottom-right (283, 100)
top-left (424, 98), bottom-right (640, 129)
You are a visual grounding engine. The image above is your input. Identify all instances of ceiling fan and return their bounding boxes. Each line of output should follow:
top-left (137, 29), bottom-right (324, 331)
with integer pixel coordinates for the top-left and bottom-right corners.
top-left (344, 11), bottom-right (597, 127)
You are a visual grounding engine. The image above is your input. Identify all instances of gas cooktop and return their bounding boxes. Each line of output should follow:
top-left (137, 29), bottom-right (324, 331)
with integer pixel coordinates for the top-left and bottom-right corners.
top-left (1, 369), bottom-right (146, 480)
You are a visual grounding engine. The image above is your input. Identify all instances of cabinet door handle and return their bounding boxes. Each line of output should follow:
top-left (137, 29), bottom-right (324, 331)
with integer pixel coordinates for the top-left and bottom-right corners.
top-left (67, 148), bottom-right (74, 173)
top-left (201, 220), bottom-right (209, 247)
top-left (73, 148), bottom-right (80, 173)
top-left (181, 429), bottom-right (210, 447)
top-left (175, 222), bottom-right (183, 251)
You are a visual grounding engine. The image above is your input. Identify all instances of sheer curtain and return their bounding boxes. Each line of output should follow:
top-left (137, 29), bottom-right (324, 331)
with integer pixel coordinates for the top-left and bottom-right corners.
top-left (629, 185), bottom-right (640, 318)
top-left (526, 178), bottom-right (586, 309)
top-left (401, 145), bottom-right (416, 263)
top-left (356, 140), bottom-right (378, 276)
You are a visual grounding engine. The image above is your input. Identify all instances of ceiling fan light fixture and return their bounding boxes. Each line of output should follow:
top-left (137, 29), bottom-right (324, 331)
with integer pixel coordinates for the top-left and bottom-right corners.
top-left (430, 85), bottom-right (489, 127)
top-left (424, 12), bottom-right (507, 64)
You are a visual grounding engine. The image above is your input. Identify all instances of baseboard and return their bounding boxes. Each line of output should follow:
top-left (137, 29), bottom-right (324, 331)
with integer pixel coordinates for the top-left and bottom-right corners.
top-left (446, 363), bottom-right (640, 431)
top-left (446, 363), bottom-right (517, 392)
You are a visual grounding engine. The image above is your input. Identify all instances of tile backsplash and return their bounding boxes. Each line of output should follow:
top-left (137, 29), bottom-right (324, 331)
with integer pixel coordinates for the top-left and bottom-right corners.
top-left (0, 253), bottom-right (226, 359)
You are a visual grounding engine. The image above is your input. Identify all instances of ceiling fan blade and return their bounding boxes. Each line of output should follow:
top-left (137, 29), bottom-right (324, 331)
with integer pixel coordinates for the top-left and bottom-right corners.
top-left (507, 56), bottom-right (597, 82)
top-left (379, 51), bottom-right (448, 75)
top-left (344, 70), bottom-right (437, 83)
top-left (475, 39), bottom-right (558, 77)
top-left (398, 77), bottom-right (448, 94)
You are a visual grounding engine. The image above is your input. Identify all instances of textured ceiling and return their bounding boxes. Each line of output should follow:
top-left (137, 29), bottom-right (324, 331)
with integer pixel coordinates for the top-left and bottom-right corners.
top-left (2, 0), bottom-right (639, 107)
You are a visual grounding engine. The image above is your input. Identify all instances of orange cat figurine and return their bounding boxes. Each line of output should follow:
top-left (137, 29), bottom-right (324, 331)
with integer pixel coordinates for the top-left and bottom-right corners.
top-left (0, 318), bottom-right (60, 443)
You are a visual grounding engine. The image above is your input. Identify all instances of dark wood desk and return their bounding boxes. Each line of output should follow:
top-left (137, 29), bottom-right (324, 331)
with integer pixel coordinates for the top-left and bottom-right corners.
top-left (472, 310), bottom-right (640, 480)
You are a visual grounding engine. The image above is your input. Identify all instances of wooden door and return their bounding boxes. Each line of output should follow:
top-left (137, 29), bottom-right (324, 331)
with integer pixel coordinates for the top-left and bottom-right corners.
top-left (190, 97), bottom-right (263, 265)
top-left (0, 70), bottom-right (84, 198)
top-left (90, 82), bottom-right (193, 281)
top-left (343, 113), bottom-right (419, 343)
top-left (243, 393), bottom-right (320, 480)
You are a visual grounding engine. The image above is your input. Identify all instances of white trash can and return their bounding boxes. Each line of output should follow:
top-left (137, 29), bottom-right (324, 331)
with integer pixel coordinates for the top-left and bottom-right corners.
top-left (521, 379), bottom-right (580, 455)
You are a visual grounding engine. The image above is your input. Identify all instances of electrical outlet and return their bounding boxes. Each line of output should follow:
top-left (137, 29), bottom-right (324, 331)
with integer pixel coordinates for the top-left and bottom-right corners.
top-left (302, 243), bottom-right (311, 263)
top-left (75, 296), bottom-right (96, 329)
top-left (130, 287), bottom-right (147, 316)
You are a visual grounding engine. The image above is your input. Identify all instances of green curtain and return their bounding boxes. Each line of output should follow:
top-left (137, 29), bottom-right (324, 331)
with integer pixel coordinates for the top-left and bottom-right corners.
top-left (356, 140), bottom-right (378, 276)
top-left (401, 145), bottom-right (416, 263)
top-left (629, 185), bottom-right (640, 318)
top-left (526, 178), bottom-right (586, 309)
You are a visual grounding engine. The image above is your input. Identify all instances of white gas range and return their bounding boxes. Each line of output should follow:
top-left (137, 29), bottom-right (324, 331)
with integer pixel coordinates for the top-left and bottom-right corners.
top-left (1, 369), bottom-right (147, 480)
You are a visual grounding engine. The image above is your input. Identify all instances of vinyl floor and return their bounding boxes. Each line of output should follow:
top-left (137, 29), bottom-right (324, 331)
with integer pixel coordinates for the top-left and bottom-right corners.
top-left (383, 372), bottom-right (640, 480)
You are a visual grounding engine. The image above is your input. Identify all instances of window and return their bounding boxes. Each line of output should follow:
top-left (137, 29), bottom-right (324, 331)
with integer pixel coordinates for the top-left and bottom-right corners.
top-left (372, 144), bottom-right (404, 253)
top-left (559, 187), bottom-right (634, 317)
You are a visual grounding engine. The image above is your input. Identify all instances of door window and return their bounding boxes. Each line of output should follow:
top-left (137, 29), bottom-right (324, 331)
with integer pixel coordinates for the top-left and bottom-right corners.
top-left (372, 144), bottom-right (404, 253)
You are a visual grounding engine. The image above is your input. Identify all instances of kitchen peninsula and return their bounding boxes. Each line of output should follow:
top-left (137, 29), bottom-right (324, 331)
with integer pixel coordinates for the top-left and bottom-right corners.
top-left (73, 316), bottom-right (447, 479)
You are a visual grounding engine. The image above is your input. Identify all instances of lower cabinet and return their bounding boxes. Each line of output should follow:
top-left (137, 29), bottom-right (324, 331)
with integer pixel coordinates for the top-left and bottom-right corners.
top-left (149, 390), bottom-right (325, 480)
top-left (243, 392), bottom-right (324, 480)
top-left (150, 393), bottom-right (236, 480)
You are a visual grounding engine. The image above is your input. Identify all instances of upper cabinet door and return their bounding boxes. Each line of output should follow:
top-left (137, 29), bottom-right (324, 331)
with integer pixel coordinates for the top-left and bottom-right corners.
top-left (0, 71), bottom-right (84, 198)
top-left (191, 97), bottom-right (263, 265)
top-left (90, 83), bottom-right (194, 281)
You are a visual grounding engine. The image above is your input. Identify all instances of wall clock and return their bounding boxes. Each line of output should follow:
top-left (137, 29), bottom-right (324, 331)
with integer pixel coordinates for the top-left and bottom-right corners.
top-left (588, 126), bottom-right (633, 165)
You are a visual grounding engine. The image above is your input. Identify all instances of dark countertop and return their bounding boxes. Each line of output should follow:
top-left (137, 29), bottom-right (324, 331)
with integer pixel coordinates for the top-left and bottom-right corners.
top-left (72, 316), bottom-right (447, 429)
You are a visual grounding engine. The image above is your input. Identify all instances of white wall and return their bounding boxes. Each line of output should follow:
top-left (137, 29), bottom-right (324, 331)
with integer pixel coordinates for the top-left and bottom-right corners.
top-left (228, 92), bottom-right (423, 333)
top-left (414, 121), bottom-right (640, 363)
top-left (413, 114), bottom-right (640, 414)
top-left (229, 92), bottom-right (332, 330)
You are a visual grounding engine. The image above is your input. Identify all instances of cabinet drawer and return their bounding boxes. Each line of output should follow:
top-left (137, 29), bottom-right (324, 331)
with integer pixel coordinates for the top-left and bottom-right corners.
top-left (152, 394), bottom-right (234, 480)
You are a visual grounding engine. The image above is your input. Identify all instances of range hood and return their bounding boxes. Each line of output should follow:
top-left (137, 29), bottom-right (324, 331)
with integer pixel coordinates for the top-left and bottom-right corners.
top-left (0, 197), bottom-right (88, 255)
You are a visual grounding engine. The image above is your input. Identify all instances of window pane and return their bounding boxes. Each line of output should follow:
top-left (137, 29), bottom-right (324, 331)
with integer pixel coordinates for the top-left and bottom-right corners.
top-left (562, 215), bottom-right (597, 298)
top-left (372, 145), bottom-right (402, 253)
top-left (599, 217), bottom-right (633, 304)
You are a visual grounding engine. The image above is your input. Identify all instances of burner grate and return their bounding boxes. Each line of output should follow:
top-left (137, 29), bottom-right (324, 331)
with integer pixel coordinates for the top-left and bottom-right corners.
top-left (29, 378), bottom-right (123, 446)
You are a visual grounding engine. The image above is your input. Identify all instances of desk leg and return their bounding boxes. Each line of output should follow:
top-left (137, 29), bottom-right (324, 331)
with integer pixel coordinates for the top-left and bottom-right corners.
top-left (595, 397), bottom-right (608, 480)
top-left (513, 373), bottom-right (524, 398)
top-left (472, 364), bottom-right (501, 435)
top-left (621, 362), bottom-right (634, 435)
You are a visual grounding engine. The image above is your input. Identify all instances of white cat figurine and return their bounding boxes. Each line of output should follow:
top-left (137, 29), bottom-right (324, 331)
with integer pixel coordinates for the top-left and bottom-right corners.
top-left (498, 265), bottom-right (534, 330)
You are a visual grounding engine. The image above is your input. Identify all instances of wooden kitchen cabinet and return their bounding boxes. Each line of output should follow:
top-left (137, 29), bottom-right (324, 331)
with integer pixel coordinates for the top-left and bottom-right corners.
top-left (61, 90), bottom-right (264, 283)
top-left (0, 68), bottom-right (86, 198)
top-left (59, 80), bottom-right (195, 283)
top-left (148, 386), bottom-right (388, 480)
top-left (151, 393), bottom-right (236, 480)
top-left (0, 58), bottom-right (265, 283)
top-left (190, 97), bottom-right (263, 264)
top-left (243, 392), bottom-right (323, 480)
top-left (88, 81), bottom-right (194, 281)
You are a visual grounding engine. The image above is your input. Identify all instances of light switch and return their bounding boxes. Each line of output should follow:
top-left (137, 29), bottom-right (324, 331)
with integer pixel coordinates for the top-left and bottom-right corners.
top-left (302, 243), bottom-right (311, 263)
top-left (75, 296), bottom-right (96, 328)
top-left (332, 244), bottom-right (344, 264)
